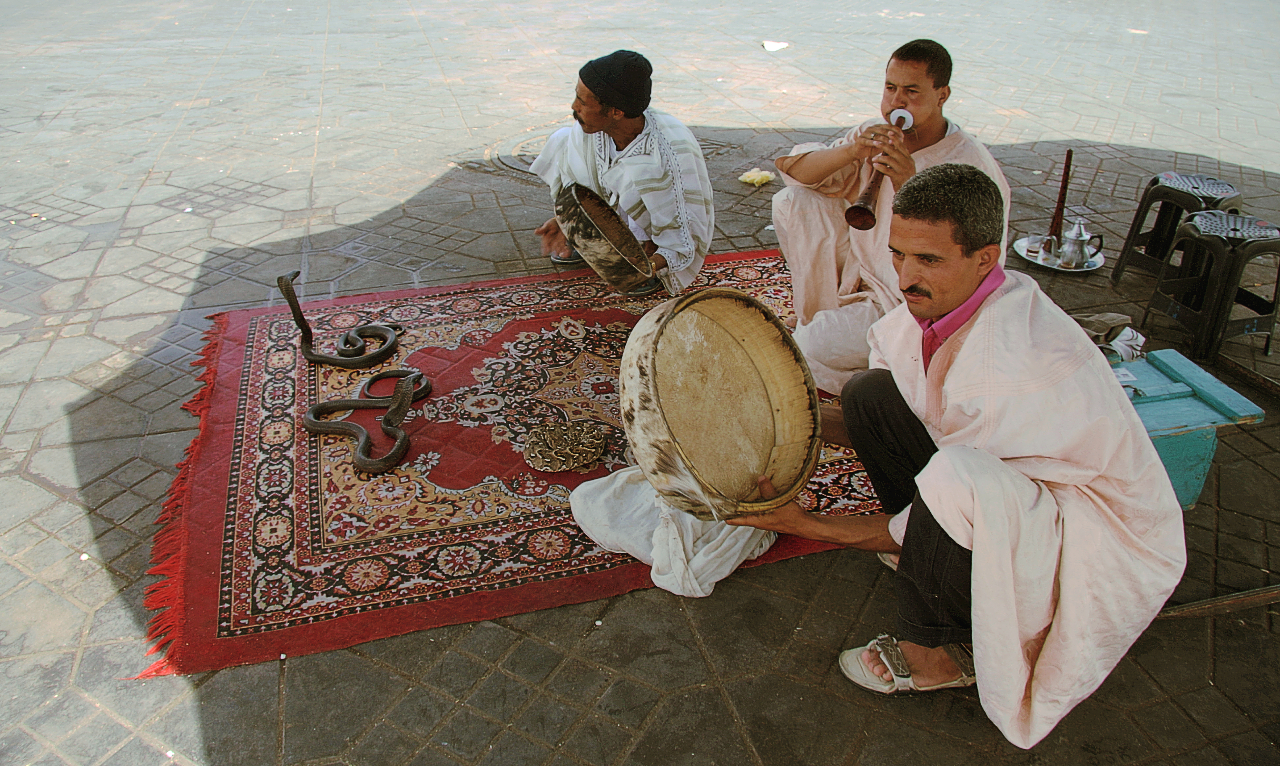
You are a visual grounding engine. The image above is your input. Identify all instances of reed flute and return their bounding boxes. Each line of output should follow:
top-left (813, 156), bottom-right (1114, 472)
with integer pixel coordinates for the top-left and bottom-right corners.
top-left (845, 109), bottom-right (913, 230)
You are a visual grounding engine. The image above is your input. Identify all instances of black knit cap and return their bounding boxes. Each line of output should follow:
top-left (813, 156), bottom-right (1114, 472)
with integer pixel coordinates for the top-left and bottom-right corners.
top-left (579, 50), bottom-right (652, 118)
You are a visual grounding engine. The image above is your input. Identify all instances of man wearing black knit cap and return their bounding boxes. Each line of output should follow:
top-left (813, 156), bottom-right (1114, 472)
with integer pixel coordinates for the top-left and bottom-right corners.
top-left (530, 50), bottom-right (714, 296)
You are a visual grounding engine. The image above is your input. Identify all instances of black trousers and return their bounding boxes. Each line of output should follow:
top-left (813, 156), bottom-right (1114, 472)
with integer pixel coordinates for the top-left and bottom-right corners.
top-left (841, 369), bottom-right (973, 647)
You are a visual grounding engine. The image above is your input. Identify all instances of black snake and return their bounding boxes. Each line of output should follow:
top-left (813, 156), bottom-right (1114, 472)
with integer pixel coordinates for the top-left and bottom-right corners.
top-left (303, 370), bottom-right (434, 474)
top-left (277, 270), bottom-right (404, 369)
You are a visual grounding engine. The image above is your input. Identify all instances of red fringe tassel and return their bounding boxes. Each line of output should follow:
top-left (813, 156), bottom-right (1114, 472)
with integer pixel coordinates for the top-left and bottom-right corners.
top-left (137, 314), bottom-right (228, 678)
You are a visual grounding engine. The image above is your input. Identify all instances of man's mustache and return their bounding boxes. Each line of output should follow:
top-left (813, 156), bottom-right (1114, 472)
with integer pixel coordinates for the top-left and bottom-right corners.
top-left (572, 111), bottom-right (583, 125)
top-left (903, 285), bottom-right (932, 298)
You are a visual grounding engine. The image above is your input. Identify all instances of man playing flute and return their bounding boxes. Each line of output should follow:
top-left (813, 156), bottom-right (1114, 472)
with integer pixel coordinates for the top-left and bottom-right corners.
top-left (773, 39), bottom-right (1010, 394)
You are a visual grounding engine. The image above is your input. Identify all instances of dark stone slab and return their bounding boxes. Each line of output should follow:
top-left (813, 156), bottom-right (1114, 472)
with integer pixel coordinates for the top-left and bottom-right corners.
top-left (857, 719), bottom-right (987, 765)
top-left (1171, 747), bottom-right (1232, 766)
top-left (502, 639), bottom-right (563, 684)
top-left (683, 578), bottom-right (807, 678)
top-left (0, 580), bottom-right (86, 657)
top-left (625, 687), bottom-right (754, 766)
top-left (514, 693), bottom-right (583, 746)
top-left (1129, 700), bottom-right (1207, 750)
top-left (476, 731), bottom-right (552, 766)
top-left (727, 674), bottom-right (864, 764)
top-left (386, 687), bottom-right (457, 738)
top-left (405, 746), bottom-right (464, 766)
top-left (355, 626), bottom-right (469, 680)
top-left (1219, 462), bottom-right (1280, 521)
top-left (349, 722), bottom-right (422, 766)
top-left (594, 678), bottom-right (661, 729)
top-left (430, 707), bottom-right (502, 761)
top-left (562, 714), bottom-right (632, 766)
top-left (1174, 687), bottom-right (1251, 737)
top-left (421, 652), bottom-right (488, 699)
top-left (466, 671), bottom-right (535, 722)
top-left (0, 728), bottom-right (45, 764)
top-left (722, 550), bottom-right (838, 603)
top-left (1213, 730), bottom-right (1280, 765)
top-left (1025, 698), bottom-right (1153, 764)
top-left (544, 659), bottom-right (610, 701)
top-left (1130, 618), bottom-right (1211, 695)
top-left (1091, 657), bottom-right (1164, 708)
top-left (23, 690), bottom-right (98, 742)
top-left (576, 589), bottom-right (709, 690)
top-left (282, 651), bottom-right (410, 763)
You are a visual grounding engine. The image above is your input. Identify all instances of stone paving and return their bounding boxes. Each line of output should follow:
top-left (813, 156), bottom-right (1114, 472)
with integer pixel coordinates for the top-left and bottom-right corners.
top-left (2, 1), bottom-right (1279, 764)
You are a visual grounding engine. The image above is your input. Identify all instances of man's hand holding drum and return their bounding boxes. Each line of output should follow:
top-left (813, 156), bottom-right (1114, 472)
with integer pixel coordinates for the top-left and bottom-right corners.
top-left (724, 476), bottom-right (900, 552)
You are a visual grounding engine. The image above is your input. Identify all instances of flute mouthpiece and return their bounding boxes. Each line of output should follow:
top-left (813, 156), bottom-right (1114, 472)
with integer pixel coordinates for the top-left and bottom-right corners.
top-left (888, 109), bottom-right (914, 130)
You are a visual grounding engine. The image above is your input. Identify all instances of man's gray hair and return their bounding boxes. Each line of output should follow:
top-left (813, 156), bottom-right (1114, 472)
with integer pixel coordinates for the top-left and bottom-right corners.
top-left (892, 163), bottom-right (1003, 254)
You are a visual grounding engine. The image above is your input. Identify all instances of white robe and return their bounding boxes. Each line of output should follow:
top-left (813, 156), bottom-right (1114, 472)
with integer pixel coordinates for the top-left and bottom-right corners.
top-left (530, 109), bottom-right (715, 295)
top-left (773, 119), bottom-right (1011, 394)
top-left (868, 270), bottom-right (1185, 749)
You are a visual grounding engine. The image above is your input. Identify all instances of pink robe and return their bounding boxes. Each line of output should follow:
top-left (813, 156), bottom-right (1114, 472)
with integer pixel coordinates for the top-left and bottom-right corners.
top-left (869, 270), bottom-right (1185, 748)
top-left (773, 119), bottom-right (1011, 393)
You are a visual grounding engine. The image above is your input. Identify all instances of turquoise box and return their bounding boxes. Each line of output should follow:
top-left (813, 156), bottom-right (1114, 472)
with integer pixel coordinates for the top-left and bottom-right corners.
top-left (1115, 349), bottom-right (1264, 509)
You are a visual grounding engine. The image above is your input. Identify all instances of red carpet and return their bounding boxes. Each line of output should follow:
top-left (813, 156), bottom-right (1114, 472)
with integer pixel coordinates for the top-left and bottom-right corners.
top-left (142, 251), bottom-right (881, 676)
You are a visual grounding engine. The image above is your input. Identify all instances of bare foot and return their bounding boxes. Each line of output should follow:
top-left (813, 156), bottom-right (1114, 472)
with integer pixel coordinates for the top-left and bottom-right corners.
top-left (784, 314), bottom-right (798, 330)
top-left (861, 640), bottom-right (962, 688)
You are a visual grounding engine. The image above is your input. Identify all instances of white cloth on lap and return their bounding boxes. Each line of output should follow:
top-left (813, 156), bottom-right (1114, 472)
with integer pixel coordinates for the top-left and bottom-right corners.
top-left (570, 466), bottom-right (775, 598)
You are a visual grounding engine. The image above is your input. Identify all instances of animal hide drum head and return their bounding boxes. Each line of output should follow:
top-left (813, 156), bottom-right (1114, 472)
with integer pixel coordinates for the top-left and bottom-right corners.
top-left (619, 288), bottom-right (822, 521)
top-left (554, 183), bottom-right (655, 293)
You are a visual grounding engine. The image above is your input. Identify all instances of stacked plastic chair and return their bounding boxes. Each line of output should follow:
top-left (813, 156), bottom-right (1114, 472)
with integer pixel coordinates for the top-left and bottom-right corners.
top-left (1111, 172), bottom-right (1241, 286)
top-left (1142, 210), bottom-right (1280, 359)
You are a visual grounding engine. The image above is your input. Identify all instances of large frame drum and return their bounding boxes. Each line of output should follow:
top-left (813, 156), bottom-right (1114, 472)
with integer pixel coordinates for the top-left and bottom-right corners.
top-left (619, 287), bottom-right (822, 521)
top-left (554, 183), bottom-right (655, 293)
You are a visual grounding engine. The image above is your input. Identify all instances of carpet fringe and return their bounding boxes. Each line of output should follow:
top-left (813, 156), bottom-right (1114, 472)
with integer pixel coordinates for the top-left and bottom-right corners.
top-left (138, 313), bottom-right (228, 678)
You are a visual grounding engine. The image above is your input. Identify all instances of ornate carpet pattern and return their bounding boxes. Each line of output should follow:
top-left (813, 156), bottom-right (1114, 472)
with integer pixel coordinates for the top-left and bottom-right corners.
top-left (143, 251), bottom-right (880, 675)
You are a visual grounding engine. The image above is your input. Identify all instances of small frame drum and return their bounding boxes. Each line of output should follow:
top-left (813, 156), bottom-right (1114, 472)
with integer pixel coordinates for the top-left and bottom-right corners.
top-left (619, 287), bottom-right (822, 521)
top-left (554, 183), bottom-right (655, 293)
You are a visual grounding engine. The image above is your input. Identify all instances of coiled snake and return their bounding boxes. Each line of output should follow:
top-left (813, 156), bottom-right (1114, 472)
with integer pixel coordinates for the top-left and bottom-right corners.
top-left (303, 369), bottom-right (434, 474)
top-left (523, 421), bottom-right (606, 472)
top-left (277, 270), bottom-right (405, 369)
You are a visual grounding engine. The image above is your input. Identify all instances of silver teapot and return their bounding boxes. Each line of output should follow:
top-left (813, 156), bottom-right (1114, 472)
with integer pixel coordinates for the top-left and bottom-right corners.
top-left (1055, 219), bottom-right (1103, 269)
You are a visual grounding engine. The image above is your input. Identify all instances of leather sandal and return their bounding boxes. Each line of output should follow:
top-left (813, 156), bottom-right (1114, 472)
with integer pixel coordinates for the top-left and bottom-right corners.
top-left (839, 633), bottom-right (976, 694)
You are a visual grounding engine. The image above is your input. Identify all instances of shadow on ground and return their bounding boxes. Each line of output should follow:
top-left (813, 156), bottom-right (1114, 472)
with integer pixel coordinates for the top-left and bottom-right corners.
top-left (49, 131), bottom-right (1280, 764)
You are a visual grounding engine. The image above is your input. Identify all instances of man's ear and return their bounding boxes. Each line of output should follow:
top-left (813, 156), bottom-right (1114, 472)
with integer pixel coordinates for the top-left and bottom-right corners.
top-left (937, 85), bottom-right (951, 107)
top-left (975, 242), bottom-right (1001, 278)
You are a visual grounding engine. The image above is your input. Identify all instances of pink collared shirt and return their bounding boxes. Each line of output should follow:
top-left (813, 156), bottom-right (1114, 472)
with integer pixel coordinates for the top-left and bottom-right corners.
top-left (915, 264), bottom-right (1006, 372)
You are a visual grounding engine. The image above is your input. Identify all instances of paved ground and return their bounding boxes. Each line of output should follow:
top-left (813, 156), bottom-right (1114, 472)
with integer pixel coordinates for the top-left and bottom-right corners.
top-left (2, 1), bottom-right (1279, 764)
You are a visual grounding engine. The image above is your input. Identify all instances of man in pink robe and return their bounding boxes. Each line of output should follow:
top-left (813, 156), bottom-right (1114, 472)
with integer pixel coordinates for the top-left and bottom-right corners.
top-left (772, 40), bottom-right (1010, 394)
top-left (731, 164), bottom-right (1185, 748)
